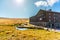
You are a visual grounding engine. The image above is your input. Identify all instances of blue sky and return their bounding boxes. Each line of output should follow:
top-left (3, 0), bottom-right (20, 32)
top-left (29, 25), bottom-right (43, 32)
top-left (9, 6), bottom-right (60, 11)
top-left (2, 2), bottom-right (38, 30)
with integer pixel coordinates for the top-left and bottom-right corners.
top-left (0, 0), bottom-right (60, 18)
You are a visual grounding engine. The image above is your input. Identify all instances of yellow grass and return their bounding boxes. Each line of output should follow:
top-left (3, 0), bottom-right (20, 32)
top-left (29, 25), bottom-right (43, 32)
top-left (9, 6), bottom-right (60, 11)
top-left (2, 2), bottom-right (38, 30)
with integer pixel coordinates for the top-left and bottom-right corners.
top-left (0, 26), bottom-right (60, 40)
top-left (0, 18), bottom-right (29, 25)
top-left (0, 18), bottom-right (60, 40)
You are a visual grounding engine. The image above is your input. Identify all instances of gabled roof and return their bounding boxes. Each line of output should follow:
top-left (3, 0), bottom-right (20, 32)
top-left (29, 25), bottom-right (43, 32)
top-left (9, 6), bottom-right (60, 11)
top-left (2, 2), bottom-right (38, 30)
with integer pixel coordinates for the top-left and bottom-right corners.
top-left (35, 9), bottom-right (60, 17)
top-left (40, 9), bottom-right (60, 14)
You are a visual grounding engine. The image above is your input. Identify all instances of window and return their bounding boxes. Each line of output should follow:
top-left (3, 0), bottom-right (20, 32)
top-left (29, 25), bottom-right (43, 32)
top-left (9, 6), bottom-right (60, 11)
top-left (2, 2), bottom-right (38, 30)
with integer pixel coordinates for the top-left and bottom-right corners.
top-left (39, 18), bottom-right (42, 20)
top-left (54, 20), bottom-right (55, 22)
top-left (54, 13), bottom-right (55, 15)
top-left (41, 14), bottom-right (44, 16)
top-left (49, 13), bottom-right (51, 15)
top-left (43, 16), bottom-right (45, 18)
top-left (49, 16), bottom-right (51, 18)
top-left (54, 17), bottom-right (55, 19)
top-left (40, 14), bottom-right (44, 17)
top-left (49, 19), bottom-right (51, 22)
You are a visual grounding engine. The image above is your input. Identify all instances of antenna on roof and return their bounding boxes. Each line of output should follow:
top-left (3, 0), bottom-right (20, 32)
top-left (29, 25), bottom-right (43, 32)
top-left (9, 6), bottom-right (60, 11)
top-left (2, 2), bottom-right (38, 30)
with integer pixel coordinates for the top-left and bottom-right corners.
top-left (42, 0), bottom-right (48, 10)
top-left (45, 0), bottom-right (48, 10)
top-left (46, 0), bottom-right (52, 11)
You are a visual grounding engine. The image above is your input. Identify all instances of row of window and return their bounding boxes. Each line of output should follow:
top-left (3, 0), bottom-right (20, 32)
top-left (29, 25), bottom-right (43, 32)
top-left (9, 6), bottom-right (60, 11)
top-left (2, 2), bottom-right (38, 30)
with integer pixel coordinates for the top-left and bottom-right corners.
top-left (39, 13), bottom-right (60, 22)
top-left (49, 13), bottom-right (58, 22)
top-left (49, 13), bottom-right (56, 16)
top-left (39, 14), bottom-right (45, 21)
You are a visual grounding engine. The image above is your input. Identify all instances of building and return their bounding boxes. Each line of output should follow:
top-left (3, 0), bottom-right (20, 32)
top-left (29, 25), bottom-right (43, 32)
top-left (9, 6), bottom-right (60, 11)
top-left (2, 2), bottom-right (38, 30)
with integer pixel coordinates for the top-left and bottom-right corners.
top-left (29, 9), bottom-right (60, 28)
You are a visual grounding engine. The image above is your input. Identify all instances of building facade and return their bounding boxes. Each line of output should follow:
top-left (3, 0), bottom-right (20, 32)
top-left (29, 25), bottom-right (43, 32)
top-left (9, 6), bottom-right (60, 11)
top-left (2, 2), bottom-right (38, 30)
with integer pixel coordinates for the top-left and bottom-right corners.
top-left (29, 9), bottom-right (60, 28)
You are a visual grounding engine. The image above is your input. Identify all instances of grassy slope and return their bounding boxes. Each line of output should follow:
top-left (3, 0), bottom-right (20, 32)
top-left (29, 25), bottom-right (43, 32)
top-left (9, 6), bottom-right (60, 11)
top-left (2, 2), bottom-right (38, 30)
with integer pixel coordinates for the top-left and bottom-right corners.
top-left (0, 26), bottom-right (60, 40)
top-left (0, 18), bottom-right (60, 40)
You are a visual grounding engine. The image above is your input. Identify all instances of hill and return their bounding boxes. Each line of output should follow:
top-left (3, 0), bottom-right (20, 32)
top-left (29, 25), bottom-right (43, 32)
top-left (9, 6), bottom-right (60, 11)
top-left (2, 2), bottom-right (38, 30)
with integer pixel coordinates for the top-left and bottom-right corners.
top-left (0, 17), bottom-right (29, 25)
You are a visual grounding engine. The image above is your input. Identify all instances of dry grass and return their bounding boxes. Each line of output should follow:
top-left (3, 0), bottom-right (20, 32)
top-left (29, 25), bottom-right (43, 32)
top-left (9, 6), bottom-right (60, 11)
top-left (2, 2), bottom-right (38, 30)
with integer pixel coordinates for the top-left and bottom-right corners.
top-left (0, 18), bottom-right (60, 40)
top-left (0, 26), bottom-right (60, 40)
top-left (0, 18), bottom-right (29, 25)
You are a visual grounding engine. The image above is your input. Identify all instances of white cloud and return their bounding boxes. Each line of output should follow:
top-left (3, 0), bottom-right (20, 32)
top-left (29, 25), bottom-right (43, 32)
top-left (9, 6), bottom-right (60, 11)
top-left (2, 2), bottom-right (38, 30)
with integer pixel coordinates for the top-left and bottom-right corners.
top-left (47, 0), bottom-right (59, 6)
top-left (35, 0), bottom-right (59, 7)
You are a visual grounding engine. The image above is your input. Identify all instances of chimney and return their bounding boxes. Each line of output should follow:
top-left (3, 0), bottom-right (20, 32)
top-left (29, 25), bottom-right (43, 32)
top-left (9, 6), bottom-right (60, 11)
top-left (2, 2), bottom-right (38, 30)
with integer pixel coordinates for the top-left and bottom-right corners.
top-left (49, 9), bottom-right (52, 11)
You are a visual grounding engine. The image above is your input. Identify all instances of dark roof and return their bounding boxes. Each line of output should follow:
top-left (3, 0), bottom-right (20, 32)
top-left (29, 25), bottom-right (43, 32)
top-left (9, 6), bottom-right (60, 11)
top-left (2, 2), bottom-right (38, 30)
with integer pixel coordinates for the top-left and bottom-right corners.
top-left (40, 9), bottom-right (60, 14)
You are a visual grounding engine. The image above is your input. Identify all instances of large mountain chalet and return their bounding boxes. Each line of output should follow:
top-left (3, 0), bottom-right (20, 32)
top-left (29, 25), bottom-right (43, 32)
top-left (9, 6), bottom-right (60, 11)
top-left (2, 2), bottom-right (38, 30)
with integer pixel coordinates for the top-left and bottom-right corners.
top-left (29, 9), bottom-right (60, 28)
